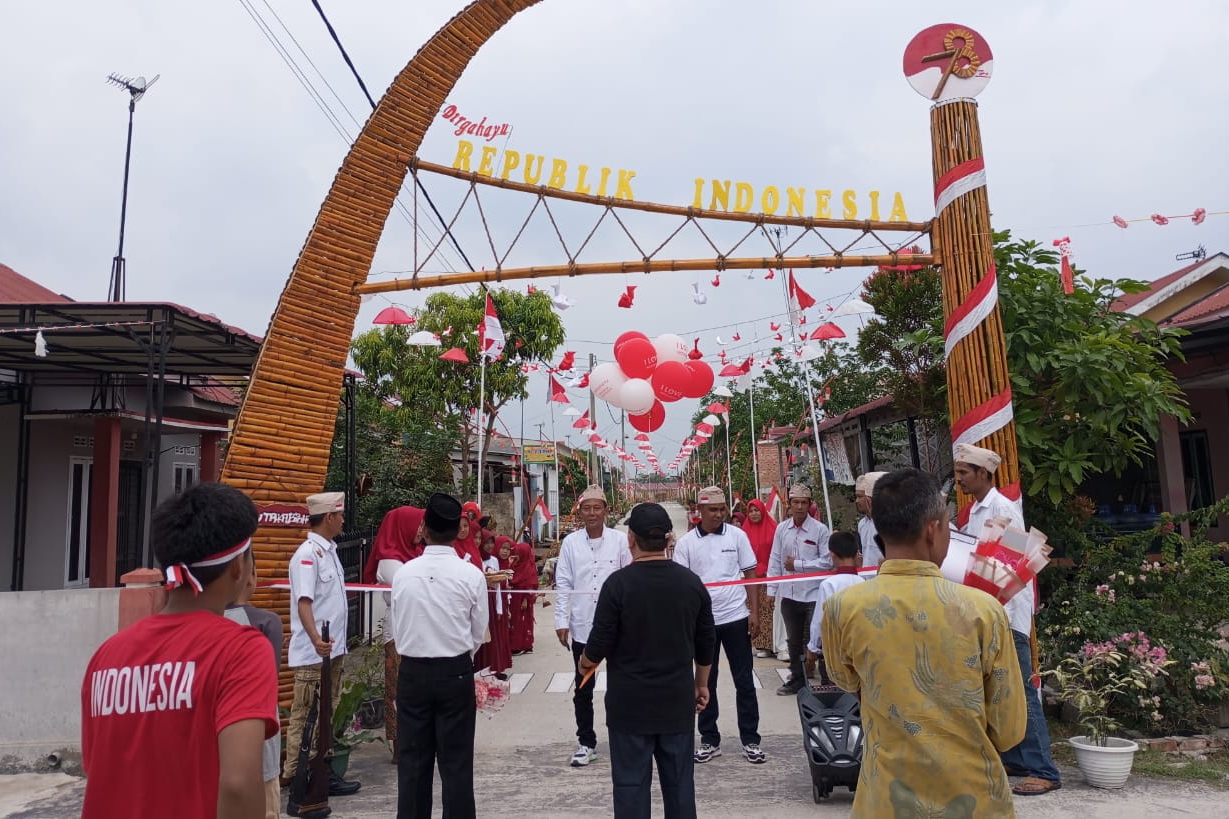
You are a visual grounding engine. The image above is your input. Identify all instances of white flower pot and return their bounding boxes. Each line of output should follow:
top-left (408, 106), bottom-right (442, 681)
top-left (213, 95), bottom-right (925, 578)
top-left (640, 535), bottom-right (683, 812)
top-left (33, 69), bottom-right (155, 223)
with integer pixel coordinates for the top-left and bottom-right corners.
top-left (1069, 735), bottom-right (1138, 789)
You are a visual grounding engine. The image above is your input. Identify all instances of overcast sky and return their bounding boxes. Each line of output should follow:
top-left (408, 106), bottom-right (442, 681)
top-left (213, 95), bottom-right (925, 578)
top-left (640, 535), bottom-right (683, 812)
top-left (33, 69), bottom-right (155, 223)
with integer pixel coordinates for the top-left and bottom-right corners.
top-left (4, 0), bottom-right (1226, 473)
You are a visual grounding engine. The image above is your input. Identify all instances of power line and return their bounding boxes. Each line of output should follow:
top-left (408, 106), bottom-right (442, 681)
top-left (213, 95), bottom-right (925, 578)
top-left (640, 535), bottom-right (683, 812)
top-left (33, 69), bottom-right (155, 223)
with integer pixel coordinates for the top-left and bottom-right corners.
top-left (307, 0), bottom-right (479, 274)
top-left (234, 0), bottom-right (466, 275)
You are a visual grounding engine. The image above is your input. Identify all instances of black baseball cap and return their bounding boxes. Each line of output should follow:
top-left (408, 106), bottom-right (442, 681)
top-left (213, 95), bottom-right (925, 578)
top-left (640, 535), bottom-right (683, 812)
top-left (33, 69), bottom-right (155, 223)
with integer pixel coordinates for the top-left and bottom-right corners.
top-left (424, 492), bottom-right (463, 531)
top-left (627, 503), bottom-right (673, 538)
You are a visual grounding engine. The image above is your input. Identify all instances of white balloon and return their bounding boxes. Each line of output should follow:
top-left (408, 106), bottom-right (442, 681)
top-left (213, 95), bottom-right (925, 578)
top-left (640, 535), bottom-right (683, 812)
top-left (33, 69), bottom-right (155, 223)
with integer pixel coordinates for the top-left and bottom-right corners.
top-left (653, 333), bottom-right (689, 364)
top-left (619, 378), bottom-right (656, 415)
top-left (590, 362), bottom-right (628, 406)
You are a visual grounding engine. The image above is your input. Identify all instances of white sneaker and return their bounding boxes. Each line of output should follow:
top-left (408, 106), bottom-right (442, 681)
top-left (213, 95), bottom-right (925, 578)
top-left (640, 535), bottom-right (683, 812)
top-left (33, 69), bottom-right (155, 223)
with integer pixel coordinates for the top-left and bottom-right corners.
top-left (693, 743), bottom-right (722, 763)
top-left (743, 743), bottom-right (766, 764)
top-left (570, 744), bottom-right (597, 767)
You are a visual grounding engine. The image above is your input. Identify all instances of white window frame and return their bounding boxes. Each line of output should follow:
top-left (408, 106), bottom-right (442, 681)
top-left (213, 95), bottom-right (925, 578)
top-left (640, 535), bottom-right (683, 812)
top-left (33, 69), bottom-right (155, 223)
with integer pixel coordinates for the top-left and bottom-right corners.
top-left (64, 456), bottom-right (93, 588)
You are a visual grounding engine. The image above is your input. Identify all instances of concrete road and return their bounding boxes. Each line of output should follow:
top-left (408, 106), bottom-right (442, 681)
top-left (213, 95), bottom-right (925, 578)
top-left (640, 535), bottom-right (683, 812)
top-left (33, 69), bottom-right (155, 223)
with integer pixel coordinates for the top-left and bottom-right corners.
top-left (4, 501), bottom-right (1226, 816)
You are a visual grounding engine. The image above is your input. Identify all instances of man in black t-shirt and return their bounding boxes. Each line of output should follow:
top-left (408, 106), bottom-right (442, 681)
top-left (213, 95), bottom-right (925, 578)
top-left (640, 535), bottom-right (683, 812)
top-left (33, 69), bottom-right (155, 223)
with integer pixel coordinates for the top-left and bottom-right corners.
top-left (580, 503), bottom-right (716, 819)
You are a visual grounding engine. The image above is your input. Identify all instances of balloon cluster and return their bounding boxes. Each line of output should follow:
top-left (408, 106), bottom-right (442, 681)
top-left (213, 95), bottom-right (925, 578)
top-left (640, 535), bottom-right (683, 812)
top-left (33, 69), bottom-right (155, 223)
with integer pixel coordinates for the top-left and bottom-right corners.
top-left (590, 331), bottom-right (715, 433)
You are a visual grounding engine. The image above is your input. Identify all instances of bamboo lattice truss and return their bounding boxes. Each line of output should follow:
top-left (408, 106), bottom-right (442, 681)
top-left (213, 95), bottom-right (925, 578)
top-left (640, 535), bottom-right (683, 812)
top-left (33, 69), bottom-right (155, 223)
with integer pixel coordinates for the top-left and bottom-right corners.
top-left (222, 0), bottom-right (1017, 700)
top-left (355, 158), bottom-right (933, 294)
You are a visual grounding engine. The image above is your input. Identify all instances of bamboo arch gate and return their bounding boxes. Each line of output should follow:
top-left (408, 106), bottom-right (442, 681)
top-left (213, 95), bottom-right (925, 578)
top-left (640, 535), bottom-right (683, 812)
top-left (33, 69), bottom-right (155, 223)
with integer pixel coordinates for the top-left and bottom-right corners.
top-left (223, 0), bottom-right (1017, 695)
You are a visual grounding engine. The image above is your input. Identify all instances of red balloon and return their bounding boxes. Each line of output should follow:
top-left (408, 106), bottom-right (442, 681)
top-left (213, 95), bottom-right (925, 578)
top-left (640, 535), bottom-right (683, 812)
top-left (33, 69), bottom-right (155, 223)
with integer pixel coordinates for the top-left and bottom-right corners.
top-left (628, 400), bottom-right (666, 432)
top-left (614, 330), bottom-right (649, 357)
top-left (681, 360), bottom-right (715, 398)
top-left (652, 360), bottom-right (691, 403)
top-left (615, 337), bottom-right (658, 379)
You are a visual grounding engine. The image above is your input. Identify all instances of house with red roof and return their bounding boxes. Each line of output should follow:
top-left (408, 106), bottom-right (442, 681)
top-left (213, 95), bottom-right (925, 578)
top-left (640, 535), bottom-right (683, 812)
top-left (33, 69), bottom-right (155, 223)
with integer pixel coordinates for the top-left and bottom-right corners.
top-left (1111, 252), bottom-right (1229, 539)
top-left (1, 263), bottom-right (261, 591)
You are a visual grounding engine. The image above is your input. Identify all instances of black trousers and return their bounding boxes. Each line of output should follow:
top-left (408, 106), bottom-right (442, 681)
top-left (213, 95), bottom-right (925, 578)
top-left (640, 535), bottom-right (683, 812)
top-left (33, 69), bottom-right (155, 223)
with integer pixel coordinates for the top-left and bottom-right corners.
top-left (698, 618), bottom-right (760, 747)
top-left (571, 640), bottom-right (598, 748)
top-left (608, 729), bottom-right (696, 819)
top-left (779, 598), bottom-right (815, 684)
top-left (396, 654), bottom-right (476, 819)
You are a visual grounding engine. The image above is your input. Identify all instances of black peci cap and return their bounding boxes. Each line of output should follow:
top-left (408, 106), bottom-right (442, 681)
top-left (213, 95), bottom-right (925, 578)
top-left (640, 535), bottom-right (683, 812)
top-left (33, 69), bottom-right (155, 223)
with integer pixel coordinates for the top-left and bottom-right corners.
top-left (424, 492), bottom-right (463, 531)
top-left (627, 503), bottom-right (673, 539)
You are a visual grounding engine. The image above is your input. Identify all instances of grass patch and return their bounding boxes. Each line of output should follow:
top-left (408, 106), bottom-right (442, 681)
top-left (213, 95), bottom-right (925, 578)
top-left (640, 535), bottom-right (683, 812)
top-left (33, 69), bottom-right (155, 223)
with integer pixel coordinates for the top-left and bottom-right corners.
top-left (1046, 717), bottom-right (1229, 786)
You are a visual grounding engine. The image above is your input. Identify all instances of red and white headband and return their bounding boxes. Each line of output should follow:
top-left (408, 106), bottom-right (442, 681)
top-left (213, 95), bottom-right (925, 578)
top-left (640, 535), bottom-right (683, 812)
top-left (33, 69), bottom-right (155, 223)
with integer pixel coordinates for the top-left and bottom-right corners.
top-left (165, 537), bottom-right (252, 594)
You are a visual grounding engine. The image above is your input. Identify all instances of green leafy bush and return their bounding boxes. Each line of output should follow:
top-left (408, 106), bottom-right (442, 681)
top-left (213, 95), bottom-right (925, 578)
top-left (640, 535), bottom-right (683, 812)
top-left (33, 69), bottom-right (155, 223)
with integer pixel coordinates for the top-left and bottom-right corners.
top-left (1040, 500), bottom-right (1229, 733)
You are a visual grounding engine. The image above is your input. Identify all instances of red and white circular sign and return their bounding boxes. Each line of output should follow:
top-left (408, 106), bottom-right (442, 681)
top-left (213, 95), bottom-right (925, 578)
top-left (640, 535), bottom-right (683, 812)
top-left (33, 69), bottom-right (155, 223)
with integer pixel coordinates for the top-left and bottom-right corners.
top-left (903, 24), bottom-right (994, 102)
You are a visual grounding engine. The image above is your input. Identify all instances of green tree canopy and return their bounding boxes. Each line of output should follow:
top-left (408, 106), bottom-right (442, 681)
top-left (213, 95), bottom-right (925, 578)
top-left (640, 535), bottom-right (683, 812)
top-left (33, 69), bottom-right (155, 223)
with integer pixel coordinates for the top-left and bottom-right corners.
top-left (350, 288), bottom-right (566, 489)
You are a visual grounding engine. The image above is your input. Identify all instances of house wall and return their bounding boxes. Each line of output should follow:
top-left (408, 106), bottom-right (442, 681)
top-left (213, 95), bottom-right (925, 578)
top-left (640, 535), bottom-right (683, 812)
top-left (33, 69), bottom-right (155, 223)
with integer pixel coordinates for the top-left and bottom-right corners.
top-left (18, 420), bottom-right (204, 591)
top-left (1181, 386), bottom-right (1229, 541)
top-left (23, 421), bottom-right (82, 590)
top-left (0, 587), bottom-right (121, 772)
top-left (0, 403), bottom-right (18, 589)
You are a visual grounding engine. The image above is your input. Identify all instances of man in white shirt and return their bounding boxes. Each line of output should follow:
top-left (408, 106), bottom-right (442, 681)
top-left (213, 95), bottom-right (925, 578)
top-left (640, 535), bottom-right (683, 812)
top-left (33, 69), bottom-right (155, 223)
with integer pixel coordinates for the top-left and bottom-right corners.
top-left (955, 443), bottom-right (1061, 797)
top-left (672, 486), bottom-right (764, 765)
top-left (390, 492), bottom-right (488, 819)
top-left (766, 484), bottom-right (831, 695)
top-left (284, 491), bottom-right (359, 796)
top-left (555, 485), bottom-right (631, 767)
top-left (855, 471), bottom-right (888, 567)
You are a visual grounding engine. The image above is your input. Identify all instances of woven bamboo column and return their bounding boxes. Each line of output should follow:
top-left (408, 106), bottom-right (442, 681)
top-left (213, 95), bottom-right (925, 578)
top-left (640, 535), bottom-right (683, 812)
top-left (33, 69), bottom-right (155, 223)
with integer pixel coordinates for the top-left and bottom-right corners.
top-left (221, 0), bottom-right (544, 703)
top-left (930, 99), bottom-right (1020, 514)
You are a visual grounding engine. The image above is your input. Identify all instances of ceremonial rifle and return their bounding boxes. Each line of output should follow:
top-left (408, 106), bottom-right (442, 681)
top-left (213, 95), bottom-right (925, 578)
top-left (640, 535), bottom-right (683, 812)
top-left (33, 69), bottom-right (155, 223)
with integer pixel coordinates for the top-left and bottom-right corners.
top-left (287, 622), bottom-right (333, 818)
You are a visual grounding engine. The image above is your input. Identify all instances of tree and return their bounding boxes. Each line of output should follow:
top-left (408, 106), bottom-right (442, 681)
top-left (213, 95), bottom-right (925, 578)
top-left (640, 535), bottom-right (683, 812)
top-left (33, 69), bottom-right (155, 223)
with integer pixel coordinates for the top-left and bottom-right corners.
top-left (856, 261), bottom-right (949, 472)
top-left (994, 232), bottom-right (1190, 505)
top-left (351, 289), bottom-right (566, 491)
top-left (325, 382), bottom-right (456, 529)
top-left (853, 230), bottom-right (1191, 512)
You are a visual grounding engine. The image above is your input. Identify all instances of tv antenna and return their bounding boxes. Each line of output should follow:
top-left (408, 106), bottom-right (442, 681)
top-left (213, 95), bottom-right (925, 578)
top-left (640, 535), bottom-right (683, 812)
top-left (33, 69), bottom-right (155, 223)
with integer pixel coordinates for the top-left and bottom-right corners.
top-left (105, 73), bottom-right (159, 301)
top-left (1176, 245), bottom-right (1207, 263)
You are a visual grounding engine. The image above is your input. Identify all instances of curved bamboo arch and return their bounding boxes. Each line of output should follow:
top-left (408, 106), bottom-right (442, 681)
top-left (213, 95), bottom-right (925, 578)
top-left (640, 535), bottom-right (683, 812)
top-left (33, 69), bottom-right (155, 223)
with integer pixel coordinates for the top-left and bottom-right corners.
top-left (222, 0), bottom-right (544, 648)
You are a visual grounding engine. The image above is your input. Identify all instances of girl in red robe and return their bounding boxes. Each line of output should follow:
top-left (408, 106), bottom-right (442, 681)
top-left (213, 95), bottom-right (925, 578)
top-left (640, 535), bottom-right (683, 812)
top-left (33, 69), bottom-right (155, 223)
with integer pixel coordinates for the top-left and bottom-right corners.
top-left (473, 529), bottom-right (513, 676)
top-left (742, 498), bottom-right (778, 656)
top-left (508, 538), bottom-right (538, 654)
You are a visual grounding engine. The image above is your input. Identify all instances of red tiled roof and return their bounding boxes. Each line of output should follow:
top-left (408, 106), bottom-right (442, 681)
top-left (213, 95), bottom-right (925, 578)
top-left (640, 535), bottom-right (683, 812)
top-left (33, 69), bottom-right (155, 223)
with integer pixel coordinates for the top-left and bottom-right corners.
top-left (0, 263), bottom-right (71, 303)
top-left (189, 382), bottom-right (241, 407)
top-left (1113, 260), bottom-right (1202, 311)
top-left (1166, 284), bottom-right (1229, 327)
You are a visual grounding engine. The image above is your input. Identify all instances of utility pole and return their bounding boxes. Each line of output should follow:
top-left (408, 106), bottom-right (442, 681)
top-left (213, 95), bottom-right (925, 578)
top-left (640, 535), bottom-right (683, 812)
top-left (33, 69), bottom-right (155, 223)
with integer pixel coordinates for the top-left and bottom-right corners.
top-left (589, 353), bottom-right (600, 488)
top-left (105, 73), bottom-right (158, 301)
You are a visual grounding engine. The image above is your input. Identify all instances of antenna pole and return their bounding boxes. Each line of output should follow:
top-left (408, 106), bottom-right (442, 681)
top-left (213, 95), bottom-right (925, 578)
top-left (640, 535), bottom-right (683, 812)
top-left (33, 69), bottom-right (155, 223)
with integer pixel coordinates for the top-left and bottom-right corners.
top-left (106, 73), bottom-right (157, 302)
top-left (108, 96), bottom-right (136, 302)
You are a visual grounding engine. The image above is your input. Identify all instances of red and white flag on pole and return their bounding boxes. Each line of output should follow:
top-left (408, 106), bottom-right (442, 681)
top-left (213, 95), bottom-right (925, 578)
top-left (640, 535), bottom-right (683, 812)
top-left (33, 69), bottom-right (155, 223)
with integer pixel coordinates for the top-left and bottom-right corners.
top-left (535, 495), bottom-right (553, 523)
top-left (765, 486), bottom-right (781, 519)
top-left (788, 270), bottom-right (816, 323)
top-left (478, 293), bottom-right (505, 360)
top-left (549, 374), bottom-right (570, 403)
top-left (1053, 237), bottom-right (1074, 294)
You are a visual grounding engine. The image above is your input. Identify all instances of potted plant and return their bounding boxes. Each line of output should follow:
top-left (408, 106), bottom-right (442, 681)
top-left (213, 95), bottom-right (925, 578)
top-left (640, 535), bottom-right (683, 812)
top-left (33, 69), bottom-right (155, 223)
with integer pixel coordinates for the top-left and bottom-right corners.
top-left (1048, 631), bottom-right (1173, 788)
top-left (330, 641), bottom-right (386, 778)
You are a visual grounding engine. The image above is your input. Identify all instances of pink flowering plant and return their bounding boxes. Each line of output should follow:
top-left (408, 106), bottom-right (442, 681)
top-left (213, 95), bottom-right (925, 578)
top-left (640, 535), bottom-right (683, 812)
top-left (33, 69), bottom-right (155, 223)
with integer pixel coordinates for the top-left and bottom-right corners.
top-left (1040, 500), bottom-right (1229, 733)
top-left (1048, 631), bottom-right (1174, 745)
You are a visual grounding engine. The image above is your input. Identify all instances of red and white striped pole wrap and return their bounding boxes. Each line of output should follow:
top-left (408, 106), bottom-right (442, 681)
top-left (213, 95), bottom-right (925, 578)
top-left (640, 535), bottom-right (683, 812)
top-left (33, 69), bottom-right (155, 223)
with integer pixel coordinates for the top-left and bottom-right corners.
top-left (930, 101), bottom-right (1022, 521)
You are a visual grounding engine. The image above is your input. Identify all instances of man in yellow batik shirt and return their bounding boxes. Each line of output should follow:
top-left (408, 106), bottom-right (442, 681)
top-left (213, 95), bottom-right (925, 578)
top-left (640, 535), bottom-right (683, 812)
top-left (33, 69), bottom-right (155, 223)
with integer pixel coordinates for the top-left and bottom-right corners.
top-left (822, 468), bottom-right (1026, 818)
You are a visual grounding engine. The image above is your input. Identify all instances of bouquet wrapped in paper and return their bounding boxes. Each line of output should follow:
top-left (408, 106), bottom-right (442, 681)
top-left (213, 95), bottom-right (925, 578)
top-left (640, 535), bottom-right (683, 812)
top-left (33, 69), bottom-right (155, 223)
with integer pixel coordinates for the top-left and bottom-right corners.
top-left (962, 516), bottom-right (1052, 604)
top-left (474, 668), bottom-right (512, 717)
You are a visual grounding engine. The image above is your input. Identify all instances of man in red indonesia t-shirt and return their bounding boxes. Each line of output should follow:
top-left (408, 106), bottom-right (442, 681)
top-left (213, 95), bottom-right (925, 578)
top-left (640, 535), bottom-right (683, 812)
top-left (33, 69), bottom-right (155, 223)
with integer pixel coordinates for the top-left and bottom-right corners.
top-left (80, 483), bottom-right (280, 819)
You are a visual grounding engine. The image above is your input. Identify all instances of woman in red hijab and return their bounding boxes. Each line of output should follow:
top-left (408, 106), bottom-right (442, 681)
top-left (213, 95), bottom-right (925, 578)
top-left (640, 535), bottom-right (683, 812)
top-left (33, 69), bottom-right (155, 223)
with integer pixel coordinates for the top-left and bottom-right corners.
top-left (364, 505), bottom-right (426, 758)
top-left (508, 539), bottom-right (539, 655)
top-left (742, 498), bottom-right (778, 657)
top-left (453, 514), bottom-right (483, 567)
top-left (474, 534), bottom-right (513, 676)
